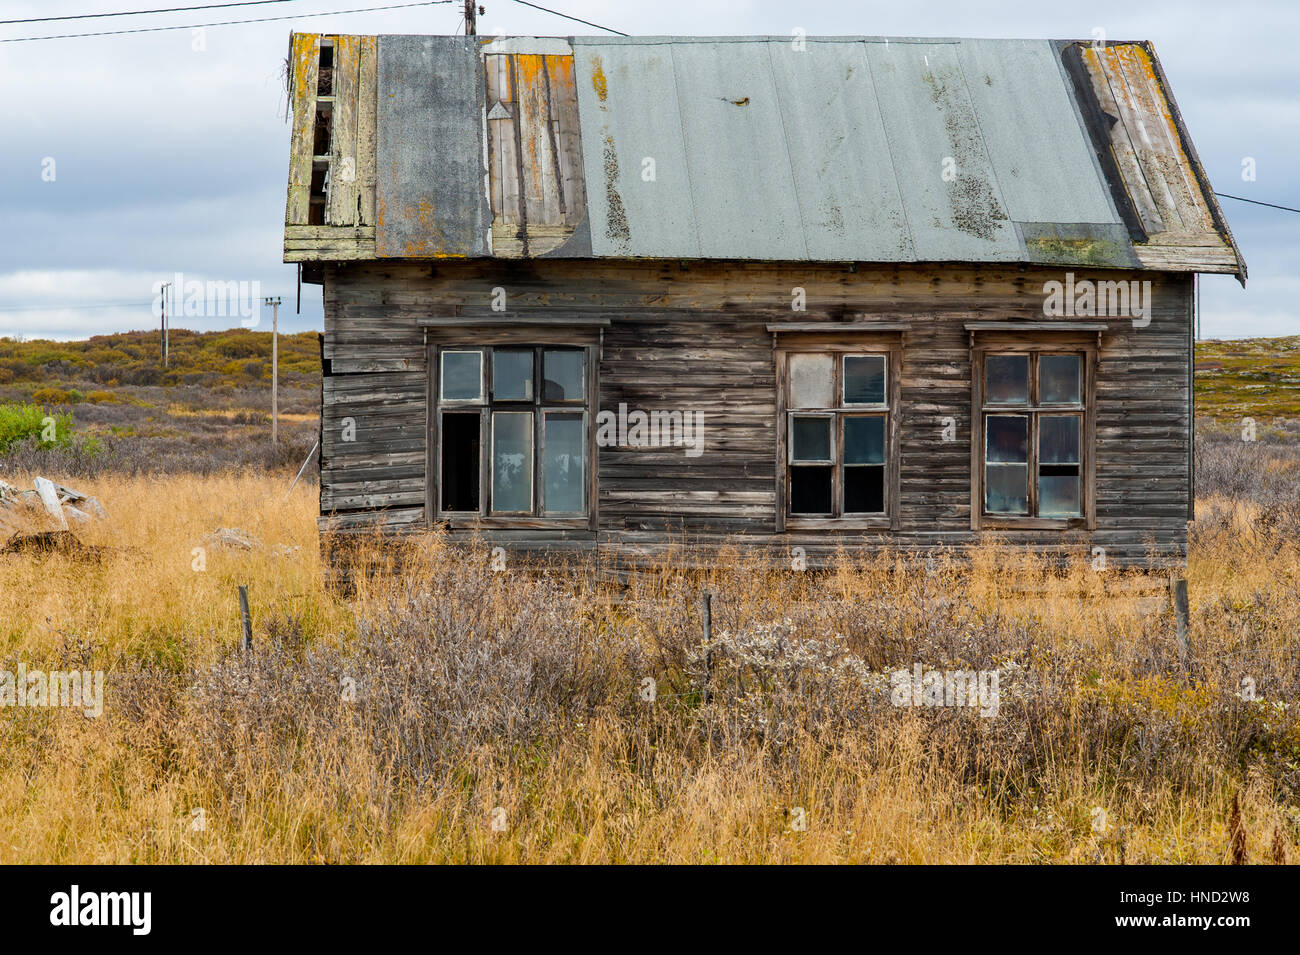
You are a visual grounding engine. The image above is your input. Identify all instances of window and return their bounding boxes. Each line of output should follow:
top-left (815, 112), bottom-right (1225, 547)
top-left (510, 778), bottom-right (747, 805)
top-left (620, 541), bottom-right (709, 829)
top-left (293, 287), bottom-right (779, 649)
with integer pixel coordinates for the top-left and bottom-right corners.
top-left (977, 350), bottom-right (1087, 521)
top-left (434, 345), bottom-right (590, 518)
top-left (782, 351), bottom-right (894, 521)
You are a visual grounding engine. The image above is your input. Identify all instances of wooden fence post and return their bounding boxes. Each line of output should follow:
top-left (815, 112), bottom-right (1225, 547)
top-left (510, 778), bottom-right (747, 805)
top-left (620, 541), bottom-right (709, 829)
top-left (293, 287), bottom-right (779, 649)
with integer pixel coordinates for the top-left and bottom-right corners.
top-left (701, 589), bottom-right (713, 704)
top-left (1170, 575), bottom-right (1189, 670)
top-left (237, 585), bottom-right (253, 652)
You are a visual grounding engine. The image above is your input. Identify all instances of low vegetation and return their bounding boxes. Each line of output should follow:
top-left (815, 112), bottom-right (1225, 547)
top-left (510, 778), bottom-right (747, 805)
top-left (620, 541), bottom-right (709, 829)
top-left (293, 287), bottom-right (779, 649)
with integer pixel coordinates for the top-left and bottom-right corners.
top-left (0, 334), bottom-right (1295, 862)
top-left (0, 330), bottom-right (318, 477)
top-left (0, 429), bottom-right (1295, 863)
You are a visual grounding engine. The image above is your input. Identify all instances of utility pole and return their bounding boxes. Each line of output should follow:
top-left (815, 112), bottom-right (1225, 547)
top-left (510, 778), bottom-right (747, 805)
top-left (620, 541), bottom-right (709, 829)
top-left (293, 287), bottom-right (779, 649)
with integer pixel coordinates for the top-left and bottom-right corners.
top-left (160, 281), bottom-right (171, 366)
top-left (464, 1), bottom-right (477, 35)
top-left (264, 296), bottom-right (282, 445)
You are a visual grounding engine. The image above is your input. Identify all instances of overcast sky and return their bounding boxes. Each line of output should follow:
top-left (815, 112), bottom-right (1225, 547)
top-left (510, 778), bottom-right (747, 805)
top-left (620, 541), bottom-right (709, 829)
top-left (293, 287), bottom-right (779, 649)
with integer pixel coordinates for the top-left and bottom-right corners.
top-left (1, 0), bottom-right (1295, 340)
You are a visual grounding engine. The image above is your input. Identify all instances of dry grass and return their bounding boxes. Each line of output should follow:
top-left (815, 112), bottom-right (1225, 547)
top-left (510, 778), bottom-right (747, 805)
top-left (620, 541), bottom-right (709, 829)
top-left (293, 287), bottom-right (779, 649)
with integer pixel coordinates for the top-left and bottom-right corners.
top-left (0, 458), bottom-right (1297, 864)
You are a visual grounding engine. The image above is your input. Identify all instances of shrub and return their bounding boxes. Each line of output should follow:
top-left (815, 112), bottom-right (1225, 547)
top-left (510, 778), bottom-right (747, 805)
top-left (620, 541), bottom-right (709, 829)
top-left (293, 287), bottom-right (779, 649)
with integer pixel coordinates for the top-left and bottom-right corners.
top-left (30, 386), bottom-right (83, 405)
top-left (0, 403), bottom-right (73, 451)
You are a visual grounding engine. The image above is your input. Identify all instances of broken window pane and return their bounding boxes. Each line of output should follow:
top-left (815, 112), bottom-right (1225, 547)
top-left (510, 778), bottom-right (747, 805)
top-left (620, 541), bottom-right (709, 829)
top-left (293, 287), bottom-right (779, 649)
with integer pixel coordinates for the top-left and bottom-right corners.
top-left (791, 415), bottom-right (832, 462)
top-left (493, 349), bottom-right (533, 401)
top-left (790, 466), bottom-right (832, 514)
top-left (543, 350), bottom-right (585, 401)
top-left (789, 353), bottom-right (834, 408)
top-left (1039, 415), bottom-right (1081, 517)
top-left (986, 415), bottom-right (1028, 463)
top-left (1040, 354), bottom-right (1081, 404)
top-left (844, 466), bottom-right (884, 513)
top-left (440, 412), bottom-right (480, 512)
top-left (491, 412), bottom-right (533, 512)
top-left (844, 355), bottom-right (886, 405)
top-left (441, 350), bottom-right (483, 402)
top-left (986, 354), bottom-right (1029, 404)
top-left (543, 413), bottom-right (584, 514)
top-left (843, 415), bottom-right (885, 465)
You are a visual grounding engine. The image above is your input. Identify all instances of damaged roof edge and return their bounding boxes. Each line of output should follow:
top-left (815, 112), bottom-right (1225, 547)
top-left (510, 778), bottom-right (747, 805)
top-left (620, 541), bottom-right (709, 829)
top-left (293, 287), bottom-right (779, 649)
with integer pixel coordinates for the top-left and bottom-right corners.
top-left (1140, 42), bottom-right (1247, 285)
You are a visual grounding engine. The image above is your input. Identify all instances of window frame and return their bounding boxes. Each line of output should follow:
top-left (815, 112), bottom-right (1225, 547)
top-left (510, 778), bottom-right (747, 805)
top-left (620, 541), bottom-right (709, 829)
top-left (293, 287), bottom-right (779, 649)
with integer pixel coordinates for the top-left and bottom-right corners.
top-left (775, 337), bottom-right (902, 532)
top-left (971, 336), bottom-right (1096, 531)
top-left (429, 341), bottom-right (596, 528)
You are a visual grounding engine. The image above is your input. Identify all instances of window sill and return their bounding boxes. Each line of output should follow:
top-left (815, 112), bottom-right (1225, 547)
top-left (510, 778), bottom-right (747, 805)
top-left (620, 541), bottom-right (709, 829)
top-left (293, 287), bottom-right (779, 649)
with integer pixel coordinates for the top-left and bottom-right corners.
top-left (784, 516), bottom-right (895, 532)
top-left (979, 516), bottom-right (1088, 531)
top-left (436, 515), bottom-right (590, 530)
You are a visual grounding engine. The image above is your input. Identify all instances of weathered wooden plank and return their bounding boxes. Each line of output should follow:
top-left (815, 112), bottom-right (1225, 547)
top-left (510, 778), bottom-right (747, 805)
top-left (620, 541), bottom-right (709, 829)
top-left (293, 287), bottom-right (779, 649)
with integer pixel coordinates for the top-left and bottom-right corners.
top-left (356, 35), bottom-right (378, 226)
top-left (286, 33), bottom-right (321, 226)
top-left (327, 34), bottom-right (360, 226)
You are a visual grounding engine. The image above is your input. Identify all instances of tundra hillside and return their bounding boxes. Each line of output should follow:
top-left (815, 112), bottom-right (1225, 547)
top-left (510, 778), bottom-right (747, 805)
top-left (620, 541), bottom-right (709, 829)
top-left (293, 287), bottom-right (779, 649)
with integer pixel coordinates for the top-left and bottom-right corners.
top-left (0, 333), bottom-right (1294, 863)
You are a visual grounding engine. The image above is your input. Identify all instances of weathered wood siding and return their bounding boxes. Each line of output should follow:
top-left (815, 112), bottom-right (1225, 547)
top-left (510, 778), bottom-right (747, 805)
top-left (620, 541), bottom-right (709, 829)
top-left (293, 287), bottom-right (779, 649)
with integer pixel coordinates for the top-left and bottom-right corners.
top-left (320, 261), bottom-right (1192, 566)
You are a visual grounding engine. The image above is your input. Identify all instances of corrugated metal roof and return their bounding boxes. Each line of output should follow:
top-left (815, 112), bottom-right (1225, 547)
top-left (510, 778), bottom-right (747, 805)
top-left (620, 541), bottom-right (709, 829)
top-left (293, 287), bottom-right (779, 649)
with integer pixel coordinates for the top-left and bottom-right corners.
top-left (289, 33), bottom-right (1243, 278)
top-left (571, 36), bottom-right (1128, 264)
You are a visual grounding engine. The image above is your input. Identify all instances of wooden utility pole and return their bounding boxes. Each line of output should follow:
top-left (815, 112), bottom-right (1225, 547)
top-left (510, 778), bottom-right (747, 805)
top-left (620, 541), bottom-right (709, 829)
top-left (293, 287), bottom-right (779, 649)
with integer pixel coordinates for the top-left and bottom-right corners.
top-left (464, 0), bottom-right (477, 35)
top-left (264, 296), bottom-right (282, 444)
top-left (160, 281), bottom-right (171, 366)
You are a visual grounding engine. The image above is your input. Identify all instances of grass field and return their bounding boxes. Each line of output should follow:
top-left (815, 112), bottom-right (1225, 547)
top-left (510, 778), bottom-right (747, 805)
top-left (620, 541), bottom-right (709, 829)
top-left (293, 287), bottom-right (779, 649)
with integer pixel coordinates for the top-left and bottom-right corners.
top-left (0, 334), bottom-right (1296, 863)
top-left (0, 437), bottom-right (1295, 862)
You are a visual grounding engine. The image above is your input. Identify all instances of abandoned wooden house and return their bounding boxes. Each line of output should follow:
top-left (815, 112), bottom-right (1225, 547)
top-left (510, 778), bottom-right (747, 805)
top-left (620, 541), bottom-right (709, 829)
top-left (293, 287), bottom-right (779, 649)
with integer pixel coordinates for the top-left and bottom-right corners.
top-left (283, 33), bottom-right (1244, 568)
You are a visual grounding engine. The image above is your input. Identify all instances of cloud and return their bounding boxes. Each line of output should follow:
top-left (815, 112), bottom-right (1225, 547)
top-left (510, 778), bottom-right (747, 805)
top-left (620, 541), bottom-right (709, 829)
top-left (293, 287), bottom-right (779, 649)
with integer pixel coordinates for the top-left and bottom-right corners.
top-left (0, 0), bottom-right (1293, 339)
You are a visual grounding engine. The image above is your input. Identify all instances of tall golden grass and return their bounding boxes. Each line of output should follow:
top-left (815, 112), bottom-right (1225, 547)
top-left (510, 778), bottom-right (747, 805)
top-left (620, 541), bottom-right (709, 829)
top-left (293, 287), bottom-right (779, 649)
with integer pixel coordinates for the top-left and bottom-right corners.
top-left (0, 470), bottom-right (1296, 864)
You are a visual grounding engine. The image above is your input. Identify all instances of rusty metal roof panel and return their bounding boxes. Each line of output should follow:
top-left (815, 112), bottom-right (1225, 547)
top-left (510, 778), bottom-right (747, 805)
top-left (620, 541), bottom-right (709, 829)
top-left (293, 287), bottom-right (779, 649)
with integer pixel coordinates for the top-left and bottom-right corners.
top-left (375, 34), bottom-right (491, 257)
top-left (571, 42), bottom-right (699, 257)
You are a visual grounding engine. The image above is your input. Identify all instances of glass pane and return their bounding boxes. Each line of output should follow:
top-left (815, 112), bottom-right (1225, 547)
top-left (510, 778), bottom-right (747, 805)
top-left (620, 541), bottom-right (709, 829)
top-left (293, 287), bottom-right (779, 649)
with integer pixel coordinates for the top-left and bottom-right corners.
top-left (845, 466), bottom-right (884, 513)
top-left (1039, 475), bottom-right (1081, 517)
top-left (1040, 415), bottom-right (1080, 465)
top-left (493, 349), bottom-right (533, 401)
top-left (986, 415), bottom-right (1028, 463)
top-left (789, 353), bottom-right (833, 408)
top-left (491, 412), bottom-right (533, 512)
top-left (543, 350), bottom-right (584, 401)
top-left (441, 351), bottom-right (482, 401)
top-left (543, 413), bottom-right (584, 514)
top-left (790, 466), bottom-right (832, 514)
top-left (791, 415), bottom-right (832, 462)
top-left (985, 354), bottom-right (1028, 404)
top-left (843, 416), bottom-right (885, 465)
top-left (986, 464), bottom-right (1028, 514)
top-left (844, 355), bottom-right (886, 405)
top-left (1040, 354), bottom-right (1081, 404)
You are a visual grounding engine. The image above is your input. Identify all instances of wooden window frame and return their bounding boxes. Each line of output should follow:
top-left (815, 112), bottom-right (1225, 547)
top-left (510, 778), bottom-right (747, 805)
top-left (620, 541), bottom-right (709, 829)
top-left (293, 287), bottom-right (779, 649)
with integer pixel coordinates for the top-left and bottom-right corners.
top-left (774, 336), bottom-right (902, 532)
top-left (970, 334), bottom-right (1097, 531)
top-left (428, 340), bottom-right (598, 530)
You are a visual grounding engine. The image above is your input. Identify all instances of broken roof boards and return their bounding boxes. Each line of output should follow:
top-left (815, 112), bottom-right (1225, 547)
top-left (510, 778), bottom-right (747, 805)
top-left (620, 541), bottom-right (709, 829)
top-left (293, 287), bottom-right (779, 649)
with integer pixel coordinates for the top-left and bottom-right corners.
top-left (283, 33), bottom-right (1243, 280)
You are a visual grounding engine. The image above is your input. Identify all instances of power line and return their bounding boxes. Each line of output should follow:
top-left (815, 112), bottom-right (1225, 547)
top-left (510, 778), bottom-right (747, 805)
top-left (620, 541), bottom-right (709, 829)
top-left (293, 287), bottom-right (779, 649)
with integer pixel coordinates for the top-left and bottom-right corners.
top-left (0, 301), bottom-right (155, 312)
top-left (0, 1), bottom-right (303, 26)
top-left (1215, 192), bottom-right (1300, 215)
top-left (0, 0), bottom-right (453, 42)
top-left (508, 0), bottom-right (627, 35)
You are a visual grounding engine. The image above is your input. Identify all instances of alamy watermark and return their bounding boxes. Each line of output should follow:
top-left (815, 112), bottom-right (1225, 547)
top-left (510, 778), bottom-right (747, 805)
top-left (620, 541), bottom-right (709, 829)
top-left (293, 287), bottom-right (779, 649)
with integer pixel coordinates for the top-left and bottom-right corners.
top-left (1043, 272), bottom-right (1152, 328)
top-left (594, 403), bottom-right (705, 458)
top-left (890, 664), bottom-right (1000, 718)
top-left (0, 665), bottom-right (103, 718)
top-left (151, 271), bottom-right (262, 327)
